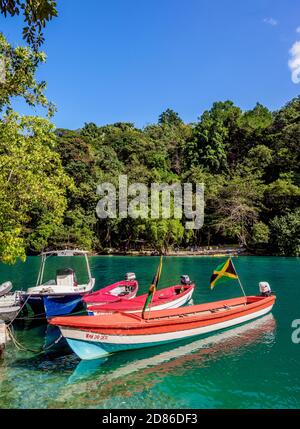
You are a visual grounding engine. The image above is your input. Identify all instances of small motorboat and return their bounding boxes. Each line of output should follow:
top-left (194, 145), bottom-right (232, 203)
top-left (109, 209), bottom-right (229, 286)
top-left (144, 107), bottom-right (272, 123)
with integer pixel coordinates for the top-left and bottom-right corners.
top-left (0, 305), bottom-right (20, 323)
top-left (0, 286), bottom-right (22, 323)
top-left (83, 273), bottom-right (138, 308)
top-left (87, 279), bottom-right (194, 315)
top-left (67, 313), bottom-right (276, 385)
top-left (51, 292), bottom-right (276, 360)
top-left (21, 249), bottom-right (95, 318)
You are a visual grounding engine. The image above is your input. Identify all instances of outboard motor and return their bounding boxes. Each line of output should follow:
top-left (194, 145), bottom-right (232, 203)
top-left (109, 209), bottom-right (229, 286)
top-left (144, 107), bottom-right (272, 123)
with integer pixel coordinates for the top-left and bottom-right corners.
top-left (259, 281), bottom-right (272, 297)
top-left (0, 281), bottom-right (13, 297)
top-left (125, 272), bottom-right (136, 281)
top-left (180, 275), bottom-right (191, 285)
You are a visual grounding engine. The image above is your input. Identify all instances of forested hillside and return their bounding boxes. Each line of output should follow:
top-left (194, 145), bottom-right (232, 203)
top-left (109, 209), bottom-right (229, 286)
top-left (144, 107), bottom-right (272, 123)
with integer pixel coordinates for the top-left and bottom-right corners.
top-left (43, 98), bottom-right (300, 256)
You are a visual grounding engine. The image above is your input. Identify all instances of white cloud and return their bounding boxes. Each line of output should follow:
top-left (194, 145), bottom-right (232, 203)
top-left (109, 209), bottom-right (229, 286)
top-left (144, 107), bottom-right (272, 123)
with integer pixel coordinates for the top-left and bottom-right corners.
top-left (288, 41), bottom-right (300, 84)
top-left (296, 27), bottom-right (300, 33)
top-left (263, 17), bottom-right (278, 26)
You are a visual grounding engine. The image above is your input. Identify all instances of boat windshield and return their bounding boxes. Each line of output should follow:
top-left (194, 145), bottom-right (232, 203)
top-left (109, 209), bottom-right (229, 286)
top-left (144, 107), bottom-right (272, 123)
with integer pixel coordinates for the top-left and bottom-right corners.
top-left (36, 250), bottom-right (91, 287)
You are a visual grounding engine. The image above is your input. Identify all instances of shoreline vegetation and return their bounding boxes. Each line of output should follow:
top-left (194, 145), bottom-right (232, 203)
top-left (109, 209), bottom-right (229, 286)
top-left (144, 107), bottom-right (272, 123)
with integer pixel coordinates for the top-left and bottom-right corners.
top-left (1, 96), bottom-right (300, 263)
top-left (97, 249), bottom-right (247, 257)
top-left (29, 97), bottom-right (300, 260)
top-left (83, 245), bottom-right (249, 257)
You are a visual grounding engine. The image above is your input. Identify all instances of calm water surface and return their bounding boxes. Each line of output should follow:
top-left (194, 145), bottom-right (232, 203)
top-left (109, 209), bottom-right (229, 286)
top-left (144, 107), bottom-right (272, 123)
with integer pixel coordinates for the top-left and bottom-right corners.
top-left (0, 256), bottom-right (299, 409)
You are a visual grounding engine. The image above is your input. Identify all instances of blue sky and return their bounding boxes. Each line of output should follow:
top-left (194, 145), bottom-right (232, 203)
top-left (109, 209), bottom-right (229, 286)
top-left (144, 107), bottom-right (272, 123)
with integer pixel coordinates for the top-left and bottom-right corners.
top-left (1, 0), bottom-right (300, 129)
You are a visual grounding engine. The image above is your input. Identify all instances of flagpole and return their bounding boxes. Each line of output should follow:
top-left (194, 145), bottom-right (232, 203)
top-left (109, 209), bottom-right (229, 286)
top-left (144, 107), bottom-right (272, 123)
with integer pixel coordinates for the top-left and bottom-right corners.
top-left (142, 255), bottom-right (163, 320)
top-left (230, 258), bottom-right (247, 298)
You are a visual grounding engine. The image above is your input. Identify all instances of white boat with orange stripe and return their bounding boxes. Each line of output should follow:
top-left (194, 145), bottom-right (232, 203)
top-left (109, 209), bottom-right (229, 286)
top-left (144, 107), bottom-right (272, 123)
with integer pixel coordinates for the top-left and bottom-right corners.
top-left (50, 294), bottom-right (276, 360)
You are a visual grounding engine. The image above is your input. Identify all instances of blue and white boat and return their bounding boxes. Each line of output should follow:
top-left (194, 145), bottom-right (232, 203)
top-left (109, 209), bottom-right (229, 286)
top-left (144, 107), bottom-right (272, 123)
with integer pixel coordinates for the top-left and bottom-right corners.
top-left (22, 249), bottom-right (95, 318)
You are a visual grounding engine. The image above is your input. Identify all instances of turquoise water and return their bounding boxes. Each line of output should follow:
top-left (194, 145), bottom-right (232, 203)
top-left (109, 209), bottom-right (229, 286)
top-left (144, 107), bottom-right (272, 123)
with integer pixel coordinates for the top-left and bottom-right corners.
top-left (0, 256), bottom-right (299, 409)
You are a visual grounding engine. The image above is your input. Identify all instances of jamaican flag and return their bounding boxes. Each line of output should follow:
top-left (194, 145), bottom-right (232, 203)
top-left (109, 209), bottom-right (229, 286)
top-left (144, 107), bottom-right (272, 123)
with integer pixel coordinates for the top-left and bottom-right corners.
top-left (142, 255), bottom-right (163, 318)
top-left (210, 257), bottom-right (238, 289)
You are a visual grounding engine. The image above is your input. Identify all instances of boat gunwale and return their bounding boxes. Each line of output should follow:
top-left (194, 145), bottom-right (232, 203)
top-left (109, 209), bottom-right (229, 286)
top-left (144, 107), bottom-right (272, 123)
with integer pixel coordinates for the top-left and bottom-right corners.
top-left (87, 283), bottom-right (195, 311)
top-left (83, 280), bottom-right (138, 303)
top-left (51, 295), bottom-right (276, 334)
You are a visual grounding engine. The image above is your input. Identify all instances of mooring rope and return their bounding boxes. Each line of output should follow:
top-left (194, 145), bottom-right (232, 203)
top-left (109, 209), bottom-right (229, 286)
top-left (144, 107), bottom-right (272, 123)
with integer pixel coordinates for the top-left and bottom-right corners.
top-left (14, 307), bottom-right (86, 321)
top-left (6, 325), bottom-right (63, 354)
top-left (14, 312), bottom-right (46, 321)
top-left (6, 292), bottom-right (33, 328)
top-left (5, 291), bottom-right (83, 353)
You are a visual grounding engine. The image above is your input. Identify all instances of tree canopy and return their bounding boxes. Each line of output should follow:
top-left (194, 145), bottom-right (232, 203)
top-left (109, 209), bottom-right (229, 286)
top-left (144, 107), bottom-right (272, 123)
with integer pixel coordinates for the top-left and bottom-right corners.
top-left (1, 96), bottom-right (300, 261)
top-left (0, 0), bottom-right (57, 50)
top-left (40, 97), bottom-right (299, 257)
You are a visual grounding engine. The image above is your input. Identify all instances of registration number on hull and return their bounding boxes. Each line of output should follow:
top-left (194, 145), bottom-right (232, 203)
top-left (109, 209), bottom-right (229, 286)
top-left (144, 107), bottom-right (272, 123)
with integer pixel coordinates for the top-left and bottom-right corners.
top-left (85, 333), bottom-right (108, 341)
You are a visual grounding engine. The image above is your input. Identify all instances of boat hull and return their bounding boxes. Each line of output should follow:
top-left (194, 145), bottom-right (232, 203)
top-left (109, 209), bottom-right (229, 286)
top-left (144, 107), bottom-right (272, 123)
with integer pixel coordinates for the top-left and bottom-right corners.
top-left (61, 299), bottom-right (274, 360)
top-left (43, 295), bottom-right (84, 318)
top-left (24, 294), bottom-right (85, 318)
top-left (83, 280), bottom-right (138, 307)
top-left (24, 296), bottom-right (45, 315)
top-left (0, 306), bottom-right (20, 322)
top-left (89, 284), bottom-right (194, 315)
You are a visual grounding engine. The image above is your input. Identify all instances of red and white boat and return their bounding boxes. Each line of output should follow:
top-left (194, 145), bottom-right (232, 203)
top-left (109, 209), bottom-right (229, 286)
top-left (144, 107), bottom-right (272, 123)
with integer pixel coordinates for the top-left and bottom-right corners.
top-left (87, 283), bottom-right (195, 315)
top-left (83, 273), bottom-right (138, 307)
top-left (51, 294), bottom-right (276, 360)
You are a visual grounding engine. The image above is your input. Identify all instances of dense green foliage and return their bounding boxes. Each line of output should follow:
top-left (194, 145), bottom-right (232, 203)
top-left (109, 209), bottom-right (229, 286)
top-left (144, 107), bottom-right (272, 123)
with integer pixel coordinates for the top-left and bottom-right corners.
top-left (0, 29), bottom-right (69, 264)
top-left (43, 97), bottom-right (299, 256)
top-left (0, 33), bottom-right (55, 116)
top-left (0, 112), bottom-right (72, 263)
top-left (0, 0), bottom-right (57, 50)
top-left (1, 92), bottom-right (299, 259)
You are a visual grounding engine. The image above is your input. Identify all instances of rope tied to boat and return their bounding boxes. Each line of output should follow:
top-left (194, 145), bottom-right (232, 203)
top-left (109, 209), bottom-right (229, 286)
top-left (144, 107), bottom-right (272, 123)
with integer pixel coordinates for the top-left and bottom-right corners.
top-left (14, 306), bottom-right (85, 321)
top-left (6, 292), bottom-right (33, 327)
top-left (6, 325), bottom-right (63, 355)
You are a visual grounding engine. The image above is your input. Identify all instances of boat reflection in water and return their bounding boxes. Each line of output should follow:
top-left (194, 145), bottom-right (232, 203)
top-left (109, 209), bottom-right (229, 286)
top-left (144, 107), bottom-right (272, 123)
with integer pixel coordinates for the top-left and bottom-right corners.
top-left (43, 324), bottom-right (71, 355)
top-left (57, 314), bottom-right (276, 405)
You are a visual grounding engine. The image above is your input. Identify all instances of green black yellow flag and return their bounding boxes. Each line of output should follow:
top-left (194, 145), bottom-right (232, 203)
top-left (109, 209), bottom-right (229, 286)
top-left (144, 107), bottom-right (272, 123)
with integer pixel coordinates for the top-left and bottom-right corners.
top-left (210, 258), bottom-right (238, 289)
top-left (142, 255), bottom-right (163, 318)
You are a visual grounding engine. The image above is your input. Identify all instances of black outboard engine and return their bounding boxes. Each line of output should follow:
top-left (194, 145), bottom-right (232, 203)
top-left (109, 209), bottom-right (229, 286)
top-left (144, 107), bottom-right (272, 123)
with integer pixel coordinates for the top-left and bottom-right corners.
top-left (259, 282), bottom-right (272, 297)
top-left (180, 275), bottom-right (191, 285)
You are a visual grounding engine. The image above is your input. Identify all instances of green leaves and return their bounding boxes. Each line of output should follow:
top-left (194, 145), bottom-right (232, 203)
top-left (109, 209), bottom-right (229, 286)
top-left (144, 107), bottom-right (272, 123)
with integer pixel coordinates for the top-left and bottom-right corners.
top-left (0, 112), bottom-right (72, 263)
top-left (158, 109), bottom-right (184, 127)
top-left (270, 209), bottom-right (300, 256)
top-left (1, 95), bottom-right (300, 259)
top-left (183, 101), bottom-right (241, 172)
top-left (145, 218), bottom-right (185, 252)
top-left (0, 0), bottom-right (58, 51)
top-left (251, 222), bottom-right (270, 245)
top-left (213, 172), bottom-right (265, 246)
top-left (53, 97), bottom-right (299, 256)
top-left (0, 33), bottom-right (55, 116)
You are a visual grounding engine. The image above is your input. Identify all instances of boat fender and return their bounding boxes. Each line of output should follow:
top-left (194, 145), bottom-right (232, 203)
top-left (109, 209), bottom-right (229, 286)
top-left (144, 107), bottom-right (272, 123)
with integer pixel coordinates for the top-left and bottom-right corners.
top-left (259, 281), bottom-right (272, 296)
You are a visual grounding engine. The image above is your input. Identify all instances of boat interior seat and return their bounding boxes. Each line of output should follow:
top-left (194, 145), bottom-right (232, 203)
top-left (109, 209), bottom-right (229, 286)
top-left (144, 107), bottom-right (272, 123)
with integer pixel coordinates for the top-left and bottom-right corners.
top-left (56, 274), bottom-right (74, 287)
top-left (56, 268), bottom-right (76, 288)
top-left (158, 291), bottom-right (174, 299)
top-left (174, 287), bottom-right (186, 295)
